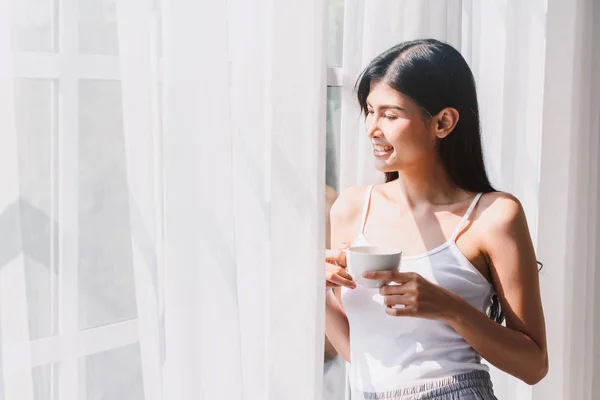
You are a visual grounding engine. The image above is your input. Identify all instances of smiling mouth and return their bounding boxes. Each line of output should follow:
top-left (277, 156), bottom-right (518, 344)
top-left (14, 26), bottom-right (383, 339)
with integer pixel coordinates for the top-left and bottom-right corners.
top-left (373, 144), bottom-right (393, 152)
top-left (373, 144), bottom-right (393, 158)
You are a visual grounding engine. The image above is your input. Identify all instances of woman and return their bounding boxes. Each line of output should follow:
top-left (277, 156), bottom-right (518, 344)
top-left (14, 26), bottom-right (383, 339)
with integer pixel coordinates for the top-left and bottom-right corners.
top-left (324, 39), bottom-right (547, 400)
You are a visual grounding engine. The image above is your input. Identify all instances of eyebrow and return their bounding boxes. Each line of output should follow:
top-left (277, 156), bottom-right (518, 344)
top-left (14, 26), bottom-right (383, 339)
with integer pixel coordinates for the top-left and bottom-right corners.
top-left (366, 102), bottom-right (405, 111)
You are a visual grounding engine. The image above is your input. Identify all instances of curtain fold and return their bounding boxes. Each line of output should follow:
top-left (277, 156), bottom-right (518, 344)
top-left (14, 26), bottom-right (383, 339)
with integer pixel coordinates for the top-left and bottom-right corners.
top-left (0, 1), bottom-right (33, 398)
top-left (535, 0), bottom-right (600, 399)
top-left (116, 1), bottom-right (164, 399)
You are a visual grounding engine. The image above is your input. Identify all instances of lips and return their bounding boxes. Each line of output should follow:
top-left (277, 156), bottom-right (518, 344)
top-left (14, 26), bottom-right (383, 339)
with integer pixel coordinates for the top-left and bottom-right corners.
top-left (372, 144), bottom-right (393, 157)
top-left (373, 144), bottom-right (393, 152)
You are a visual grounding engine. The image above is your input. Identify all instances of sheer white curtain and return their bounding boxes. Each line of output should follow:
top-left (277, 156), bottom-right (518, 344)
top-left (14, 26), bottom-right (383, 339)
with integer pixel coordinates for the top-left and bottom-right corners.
top-left (159, 1), bottom-right (327, 399)
top-left (0, 1), bottom-right (327, 400)
top-left (336, 0), bottom-right (600, 399)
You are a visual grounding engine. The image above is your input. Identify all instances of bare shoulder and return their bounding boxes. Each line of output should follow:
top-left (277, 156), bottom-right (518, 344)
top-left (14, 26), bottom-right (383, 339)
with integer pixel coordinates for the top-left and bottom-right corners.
top-left (478, 192), bottom-right (524, 224)
top-left (330, 185), bottom-right (369, 221)
top-left (325, 185), bottom-right (339, 210)
top-left (475, 191), bottom-right (530, 242)
top-left (475, 192), bottom-right (541, 284)
top-left (329, 185), bottom-right (371, 244)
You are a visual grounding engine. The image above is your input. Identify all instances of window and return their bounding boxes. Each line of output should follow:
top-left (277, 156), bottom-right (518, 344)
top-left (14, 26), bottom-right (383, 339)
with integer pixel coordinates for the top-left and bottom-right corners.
top-left (9, 1), bottom-right (147, 399)
top-left (326, 0), bottom-right (344, 192)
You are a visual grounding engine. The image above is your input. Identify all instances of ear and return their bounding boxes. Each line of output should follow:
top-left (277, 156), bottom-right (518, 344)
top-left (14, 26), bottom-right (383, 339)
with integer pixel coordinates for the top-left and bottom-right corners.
top-left (434, 107), bottom-right (459, 139)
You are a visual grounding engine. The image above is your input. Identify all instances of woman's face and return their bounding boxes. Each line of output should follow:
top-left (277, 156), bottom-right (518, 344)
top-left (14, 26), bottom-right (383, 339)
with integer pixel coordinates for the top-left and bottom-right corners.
top-left (365, 81), bottom-right (436, 173)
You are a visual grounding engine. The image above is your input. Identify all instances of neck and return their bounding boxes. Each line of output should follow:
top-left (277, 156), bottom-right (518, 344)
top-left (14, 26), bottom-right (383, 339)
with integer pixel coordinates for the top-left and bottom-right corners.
top-left (390, 158), bottom-right (467, 207)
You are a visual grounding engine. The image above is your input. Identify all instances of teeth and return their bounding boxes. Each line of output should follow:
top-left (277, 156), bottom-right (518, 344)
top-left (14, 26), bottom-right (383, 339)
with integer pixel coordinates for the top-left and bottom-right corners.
top-left (374, 145), bottom-right (393, 151)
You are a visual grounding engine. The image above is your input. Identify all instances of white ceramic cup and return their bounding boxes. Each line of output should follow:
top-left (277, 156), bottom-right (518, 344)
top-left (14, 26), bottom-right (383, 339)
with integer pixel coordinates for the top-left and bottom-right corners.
top-left (345, 246), bottom-right (403, 288)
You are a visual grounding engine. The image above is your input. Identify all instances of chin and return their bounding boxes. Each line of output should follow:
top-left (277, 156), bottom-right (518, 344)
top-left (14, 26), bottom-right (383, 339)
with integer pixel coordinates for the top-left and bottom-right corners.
top-left (374, 160), bottom-right (399, 174)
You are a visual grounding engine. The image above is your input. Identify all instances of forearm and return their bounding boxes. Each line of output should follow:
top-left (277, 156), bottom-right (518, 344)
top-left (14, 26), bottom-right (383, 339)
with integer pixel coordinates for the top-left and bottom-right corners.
top-left (325, 289), bottom-right (351, 363)
top-left (445, 298), bottom-right (548, 385)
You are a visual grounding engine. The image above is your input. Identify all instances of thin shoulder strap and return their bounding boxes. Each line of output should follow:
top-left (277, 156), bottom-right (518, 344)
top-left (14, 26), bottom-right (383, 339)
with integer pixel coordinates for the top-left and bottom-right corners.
top-left (451, 192), bottom-right (483, 241)
top-left (359, 185), bottom-right (375, 234)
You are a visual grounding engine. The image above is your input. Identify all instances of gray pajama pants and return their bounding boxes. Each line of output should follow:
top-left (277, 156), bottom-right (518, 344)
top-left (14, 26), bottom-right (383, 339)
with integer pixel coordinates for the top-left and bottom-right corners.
top-left (352, 371), bottom-right (497, 400)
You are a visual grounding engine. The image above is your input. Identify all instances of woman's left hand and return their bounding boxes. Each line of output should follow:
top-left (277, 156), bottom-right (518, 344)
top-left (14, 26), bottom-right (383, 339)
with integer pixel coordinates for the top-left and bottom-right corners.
top-left (362, 270), bottom-right (462, 320)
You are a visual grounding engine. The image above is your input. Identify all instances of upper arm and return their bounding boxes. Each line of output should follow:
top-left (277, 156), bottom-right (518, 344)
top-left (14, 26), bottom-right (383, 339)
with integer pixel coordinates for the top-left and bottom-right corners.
top-left (325, 185), bottom-right (339, 249)
top-left (481, 193), bottom-right (547, 351)
top-left (329, 186), bottom-right (364, 250)
top-left (329, 186), bottom-right (365, 304)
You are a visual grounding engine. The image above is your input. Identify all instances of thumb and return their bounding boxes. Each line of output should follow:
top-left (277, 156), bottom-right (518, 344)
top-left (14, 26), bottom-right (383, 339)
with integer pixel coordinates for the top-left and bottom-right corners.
top-left (326, 248), bottom-right (342, 262)
top-left (335, 242), bottom-right (349, 266)
top-left (326, 242), bottom-right (350, 263)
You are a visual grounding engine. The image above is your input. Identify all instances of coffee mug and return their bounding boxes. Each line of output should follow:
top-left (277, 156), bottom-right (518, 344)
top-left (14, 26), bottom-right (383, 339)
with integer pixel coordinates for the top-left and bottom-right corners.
top-left (345, 246), bottom-right (403, 288)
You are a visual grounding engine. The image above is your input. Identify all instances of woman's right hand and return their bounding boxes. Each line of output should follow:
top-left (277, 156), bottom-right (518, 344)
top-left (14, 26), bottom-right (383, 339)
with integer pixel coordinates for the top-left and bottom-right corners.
top-left (326, 243), bottom-right (356, 289)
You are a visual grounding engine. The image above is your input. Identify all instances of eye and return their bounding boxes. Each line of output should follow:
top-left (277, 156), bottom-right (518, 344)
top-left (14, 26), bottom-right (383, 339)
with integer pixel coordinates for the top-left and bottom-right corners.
top-left (384, 114), bottom-right (397, 120)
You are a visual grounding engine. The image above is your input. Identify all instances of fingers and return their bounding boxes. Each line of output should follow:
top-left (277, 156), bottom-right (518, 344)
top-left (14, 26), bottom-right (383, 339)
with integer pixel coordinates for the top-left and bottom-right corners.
top-left (381, 294), bottom-right (410, 307)
top-left (336, 266), bottom-right (353, 282)
top-left (326, 242), bottom-right (349, 267)
top-left (379, 292), bottom-right (414, 316)
top-left (326, 263), bottom-right (356, 289)
top-left (328, 274), bottom-right (356, 289)
top-left (385, 306), bottom-right (414, 317)
top-left (336, 247), bottom-right (347, 267)
top-left (325, 242), bottom-right (353, 289)
top-left (363, 270), bottom-right (417, 283)
top-left (379, 281), bottom-right (415, 296)
top-left (325, 248), bottom-right (342, 263)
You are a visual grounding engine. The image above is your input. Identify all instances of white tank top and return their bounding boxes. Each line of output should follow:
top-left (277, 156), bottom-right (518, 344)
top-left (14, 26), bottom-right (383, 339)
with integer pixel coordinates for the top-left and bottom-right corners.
top-left (341, 185), bottom-right (494, 392)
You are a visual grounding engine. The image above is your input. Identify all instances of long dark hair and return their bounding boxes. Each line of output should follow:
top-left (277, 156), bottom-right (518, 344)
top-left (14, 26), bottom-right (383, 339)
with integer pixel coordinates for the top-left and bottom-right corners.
top-left (354, 39), bottom-right (514, 323)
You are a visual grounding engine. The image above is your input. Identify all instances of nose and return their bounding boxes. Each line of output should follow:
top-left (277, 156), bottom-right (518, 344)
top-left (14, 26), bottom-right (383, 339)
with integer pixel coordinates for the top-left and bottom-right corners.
top-left (367, 116), bottom-right (383, 139)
